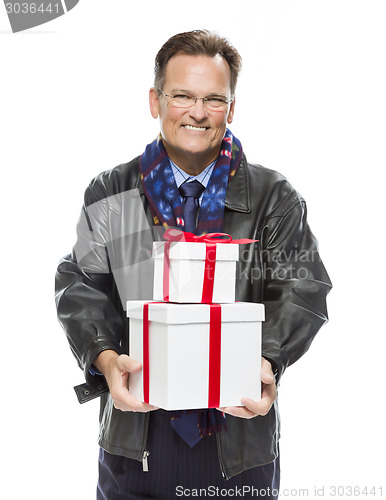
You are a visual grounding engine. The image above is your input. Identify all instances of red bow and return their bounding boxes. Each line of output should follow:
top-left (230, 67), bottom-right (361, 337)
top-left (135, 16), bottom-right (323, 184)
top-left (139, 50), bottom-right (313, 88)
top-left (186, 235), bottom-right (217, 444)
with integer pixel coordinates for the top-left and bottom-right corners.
top-left (163, 228), bottom-right (258, 245)
top-left (161, 229), bottom-right (258, 303)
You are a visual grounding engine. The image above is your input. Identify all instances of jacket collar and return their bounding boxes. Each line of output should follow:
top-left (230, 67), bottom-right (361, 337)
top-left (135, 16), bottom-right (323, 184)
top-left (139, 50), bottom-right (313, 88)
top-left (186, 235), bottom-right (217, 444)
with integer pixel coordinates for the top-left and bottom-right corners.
top-left (225, 154), bottom-right (251, 213)
top-left (136, 153), bottom-right (250, 213)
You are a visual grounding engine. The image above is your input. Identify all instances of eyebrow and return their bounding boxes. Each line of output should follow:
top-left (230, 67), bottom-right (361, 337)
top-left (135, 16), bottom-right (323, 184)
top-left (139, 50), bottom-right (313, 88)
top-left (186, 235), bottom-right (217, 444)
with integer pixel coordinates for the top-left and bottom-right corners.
top-left (170, 89), bottom-right (228, 99)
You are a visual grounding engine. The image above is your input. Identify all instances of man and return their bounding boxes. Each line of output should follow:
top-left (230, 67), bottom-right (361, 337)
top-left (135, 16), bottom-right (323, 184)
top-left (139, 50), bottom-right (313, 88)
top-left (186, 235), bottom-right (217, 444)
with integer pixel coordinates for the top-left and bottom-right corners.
top-left (56, 30), bottom-right (332, 499)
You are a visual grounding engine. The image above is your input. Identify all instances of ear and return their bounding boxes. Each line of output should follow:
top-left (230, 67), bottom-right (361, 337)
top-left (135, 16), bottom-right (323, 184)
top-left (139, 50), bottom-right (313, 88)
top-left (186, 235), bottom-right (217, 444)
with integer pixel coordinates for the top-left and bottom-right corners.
top-left (227, 98), bottom-right (236, 124)
top-left (149, 88), bottom-right (160, 119)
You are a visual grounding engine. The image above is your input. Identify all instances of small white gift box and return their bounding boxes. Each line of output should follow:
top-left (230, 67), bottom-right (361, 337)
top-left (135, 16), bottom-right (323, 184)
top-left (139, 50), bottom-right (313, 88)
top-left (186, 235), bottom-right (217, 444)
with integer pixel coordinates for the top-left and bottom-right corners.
top-left (127, 300), bottom-right (264, 410)
top-left (152, 240), bottom-right (239, 303)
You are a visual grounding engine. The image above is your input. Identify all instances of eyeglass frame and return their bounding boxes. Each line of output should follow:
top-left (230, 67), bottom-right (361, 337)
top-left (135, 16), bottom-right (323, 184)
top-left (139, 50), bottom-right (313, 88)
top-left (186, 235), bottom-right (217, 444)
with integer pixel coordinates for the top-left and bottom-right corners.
top-left (157, 89), bottom-right (234, 109)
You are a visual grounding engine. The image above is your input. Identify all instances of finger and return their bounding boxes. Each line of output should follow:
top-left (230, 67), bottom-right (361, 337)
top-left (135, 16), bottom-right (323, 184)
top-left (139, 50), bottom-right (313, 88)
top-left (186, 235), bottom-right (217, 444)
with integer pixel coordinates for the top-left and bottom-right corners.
top-left (261, 370), bottom-right (275, 384)
top-left (260, 358), bottom-right (275, 384)
top-left (144, 404), bottom-right (159, 411)
top-left (121, 400), bottom-right (158, 412)
top-left (218, 405), bottom-right (258, 418)
top-left (114, 400), bottom-right (151, 412)
top-left (117, 354), bottom-right (142, 373)
top-left (263, 381), bottom-right (277, 400)
top-left (217, 406), bottom-right (257, 419)
top-left (113, 389), bottom-right (158, 412)
top-left (121, 370), bottom-right (129, 388)
top-left (241, 394), bottom-right (274, 416)
top-left (112, 395), bottom-right (158, 413)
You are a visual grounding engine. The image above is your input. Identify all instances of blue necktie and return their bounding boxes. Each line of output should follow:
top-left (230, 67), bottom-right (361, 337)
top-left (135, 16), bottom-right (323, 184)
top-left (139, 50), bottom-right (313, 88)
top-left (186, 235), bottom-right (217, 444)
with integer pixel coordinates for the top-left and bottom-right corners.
top-left (170, 410), bottom-right (226, 447)
top-left (179, 180), bottom-right (205, 234)
top-left (170, 412), bottom-right (202, 447)
top-left (171, 180), bottom-right (205, 446)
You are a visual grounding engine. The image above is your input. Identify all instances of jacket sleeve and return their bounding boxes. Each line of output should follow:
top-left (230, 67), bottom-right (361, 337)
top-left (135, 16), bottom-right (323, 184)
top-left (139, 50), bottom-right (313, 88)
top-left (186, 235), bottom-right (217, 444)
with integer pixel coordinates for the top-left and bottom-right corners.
top-left (260, 193), bottom-right (332, 383)
top-left (55, 185), bottom-right (123, 383)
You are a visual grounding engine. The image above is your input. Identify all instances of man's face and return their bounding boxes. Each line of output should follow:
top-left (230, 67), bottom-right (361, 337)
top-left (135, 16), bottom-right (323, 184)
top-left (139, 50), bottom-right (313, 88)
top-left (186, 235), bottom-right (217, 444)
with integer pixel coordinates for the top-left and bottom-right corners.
top-left (149, 53), bottom-right (235, 172)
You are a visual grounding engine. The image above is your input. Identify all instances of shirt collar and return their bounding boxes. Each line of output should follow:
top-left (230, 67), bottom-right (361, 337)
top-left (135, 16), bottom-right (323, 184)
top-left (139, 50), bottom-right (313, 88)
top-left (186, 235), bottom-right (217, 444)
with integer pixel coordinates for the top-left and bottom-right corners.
top-left (170, 159), bottom-right (216, 189)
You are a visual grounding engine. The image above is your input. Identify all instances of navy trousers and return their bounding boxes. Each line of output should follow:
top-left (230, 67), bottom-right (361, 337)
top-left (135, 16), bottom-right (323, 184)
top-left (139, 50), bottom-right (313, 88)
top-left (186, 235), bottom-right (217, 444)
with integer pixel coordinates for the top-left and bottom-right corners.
top-left (97, 410), bottom-right (280, 499)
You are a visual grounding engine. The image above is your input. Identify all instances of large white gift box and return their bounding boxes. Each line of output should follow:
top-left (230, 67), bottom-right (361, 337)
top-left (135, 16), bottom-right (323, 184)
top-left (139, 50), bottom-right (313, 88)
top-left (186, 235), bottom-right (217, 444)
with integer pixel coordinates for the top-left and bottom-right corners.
top-left (127, 300), bottom-right (264, 410)
top-left (152, 240), bottom-right (239, 303)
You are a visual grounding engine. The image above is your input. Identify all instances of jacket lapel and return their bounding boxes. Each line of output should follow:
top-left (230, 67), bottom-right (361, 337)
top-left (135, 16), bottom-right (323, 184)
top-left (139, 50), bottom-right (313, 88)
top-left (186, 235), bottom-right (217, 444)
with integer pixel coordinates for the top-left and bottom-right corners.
top-left (225, 154), bottom-right (250, 213)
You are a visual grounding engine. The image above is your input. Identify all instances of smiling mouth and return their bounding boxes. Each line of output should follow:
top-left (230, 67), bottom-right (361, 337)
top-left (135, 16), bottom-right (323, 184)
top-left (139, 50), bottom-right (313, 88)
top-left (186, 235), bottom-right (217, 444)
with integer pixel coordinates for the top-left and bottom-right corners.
top-left (183, 125), bottom-right (208, 131)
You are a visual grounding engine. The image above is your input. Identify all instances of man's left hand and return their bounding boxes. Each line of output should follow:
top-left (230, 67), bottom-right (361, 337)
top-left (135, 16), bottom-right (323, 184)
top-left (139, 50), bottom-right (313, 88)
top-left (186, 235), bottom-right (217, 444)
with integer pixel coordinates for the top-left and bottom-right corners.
top-left (217, 357), bottom-right (277, 419)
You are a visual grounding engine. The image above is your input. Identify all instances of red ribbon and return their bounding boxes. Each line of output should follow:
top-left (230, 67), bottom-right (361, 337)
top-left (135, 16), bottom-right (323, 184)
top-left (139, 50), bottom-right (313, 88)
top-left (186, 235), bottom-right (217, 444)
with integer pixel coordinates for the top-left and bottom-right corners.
top-left (162, 241), bottom-right (171, 302)
top-left (208, 304), bottom-right (222, 408)
top-left (163, 228), bottom-right (258, 245)
top-left (142, 302), bottom-right (222, 408)
top-left (143, 302), bottom-right (150, 404)
top-left (142, 301), bottom-right (165, 404)
top-left (161, 229), bottom-right (258, 303)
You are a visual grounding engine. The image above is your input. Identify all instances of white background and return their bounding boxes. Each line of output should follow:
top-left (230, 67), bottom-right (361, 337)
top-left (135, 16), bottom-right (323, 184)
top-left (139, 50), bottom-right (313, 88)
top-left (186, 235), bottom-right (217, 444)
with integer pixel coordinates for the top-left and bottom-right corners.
top-left (1, 1), bottom-right (385, 498)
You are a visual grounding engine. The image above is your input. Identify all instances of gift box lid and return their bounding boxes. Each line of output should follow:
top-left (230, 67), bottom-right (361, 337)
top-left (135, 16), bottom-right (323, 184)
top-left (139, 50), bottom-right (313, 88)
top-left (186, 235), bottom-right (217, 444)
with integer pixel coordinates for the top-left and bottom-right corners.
top-left (126, 300), bottom-right (265, 324)
top-left (152, 241), bottom-right (238, 261)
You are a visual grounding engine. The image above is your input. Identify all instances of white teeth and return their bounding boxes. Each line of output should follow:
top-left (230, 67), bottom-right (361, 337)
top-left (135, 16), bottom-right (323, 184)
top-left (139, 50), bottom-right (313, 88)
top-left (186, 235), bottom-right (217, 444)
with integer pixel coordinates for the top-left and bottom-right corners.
top-left (184, 125), bottom-right (207, 131)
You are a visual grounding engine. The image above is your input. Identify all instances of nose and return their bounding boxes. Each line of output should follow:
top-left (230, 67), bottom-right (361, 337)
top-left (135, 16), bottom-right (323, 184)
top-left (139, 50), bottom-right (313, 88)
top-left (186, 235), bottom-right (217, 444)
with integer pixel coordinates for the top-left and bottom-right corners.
top-left (188, 97), bottom-right (208, 120)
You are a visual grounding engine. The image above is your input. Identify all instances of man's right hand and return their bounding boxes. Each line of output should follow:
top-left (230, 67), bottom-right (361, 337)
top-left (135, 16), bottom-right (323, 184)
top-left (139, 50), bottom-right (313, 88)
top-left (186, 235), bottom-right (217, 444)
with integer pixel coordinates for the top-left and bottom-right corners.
top-left (94, 350), bottom-right (158, 412)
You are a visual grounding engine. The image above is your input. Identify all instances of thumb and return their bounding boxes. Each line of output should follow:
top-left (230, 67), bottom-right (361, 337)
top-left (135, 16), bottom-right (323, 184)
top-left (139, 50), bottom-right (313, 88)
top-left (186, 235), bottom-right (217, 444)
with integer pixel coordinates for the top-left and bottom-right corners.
top-left (261, 370), bottom-right (275, 384)
top-left (117, 354), bottom-right (142, 373)
top-left (261, 358), bottom-right (275, 384)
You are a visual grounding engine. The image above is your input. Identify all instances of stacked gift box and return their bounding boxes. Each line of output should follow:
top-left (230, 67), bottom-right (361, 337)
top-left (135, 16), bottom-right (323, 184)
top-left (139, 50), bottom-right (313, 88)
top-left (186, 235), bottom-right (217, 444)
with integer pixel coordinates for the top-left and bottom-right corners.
top-left (127, 230), bottom-right (265, 411)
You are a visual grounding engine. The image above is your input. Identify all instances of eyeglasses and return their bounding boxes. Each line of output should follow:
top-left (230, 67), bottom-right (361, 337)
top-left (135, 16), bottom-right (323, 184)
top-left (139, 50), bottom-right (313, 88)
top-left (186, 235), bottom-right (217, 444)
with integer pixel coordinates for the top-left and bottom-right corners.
top-left (158, 90), bottom-right (232, 110)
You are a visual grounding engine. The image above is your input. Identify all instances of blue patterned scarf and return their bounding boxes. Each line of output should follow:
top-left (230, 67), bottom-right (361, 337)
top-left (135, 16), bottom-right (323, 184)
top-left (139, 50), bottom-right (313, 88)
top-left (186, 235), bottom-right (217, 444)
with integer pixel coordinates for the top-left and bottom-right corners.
top-left (139, 128), bottom-right (243, 234)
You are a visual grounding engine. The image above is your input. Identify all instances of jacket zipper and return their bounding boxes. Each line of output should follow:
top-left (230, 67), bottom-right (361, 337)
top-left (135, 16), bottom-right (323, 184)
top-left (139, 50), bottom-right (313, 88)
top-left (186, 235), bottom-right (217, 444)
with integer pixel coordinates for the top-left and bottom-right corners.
top-left (141, 413), bottom-right (151, 472)
top-left (216, 433), bottom-right (228, 480)
top-left (142, 450), bottom-right (150, 472)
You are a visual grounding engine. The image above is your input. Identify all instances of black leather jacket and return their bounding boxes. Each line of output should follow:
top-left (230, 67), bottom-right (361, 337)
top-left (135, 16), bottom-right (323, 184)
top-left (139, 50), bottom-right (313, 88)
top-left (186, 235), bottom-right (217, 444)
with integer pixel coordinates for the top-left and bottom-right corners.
top-left (55, 154), bottom-right (332, 479)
